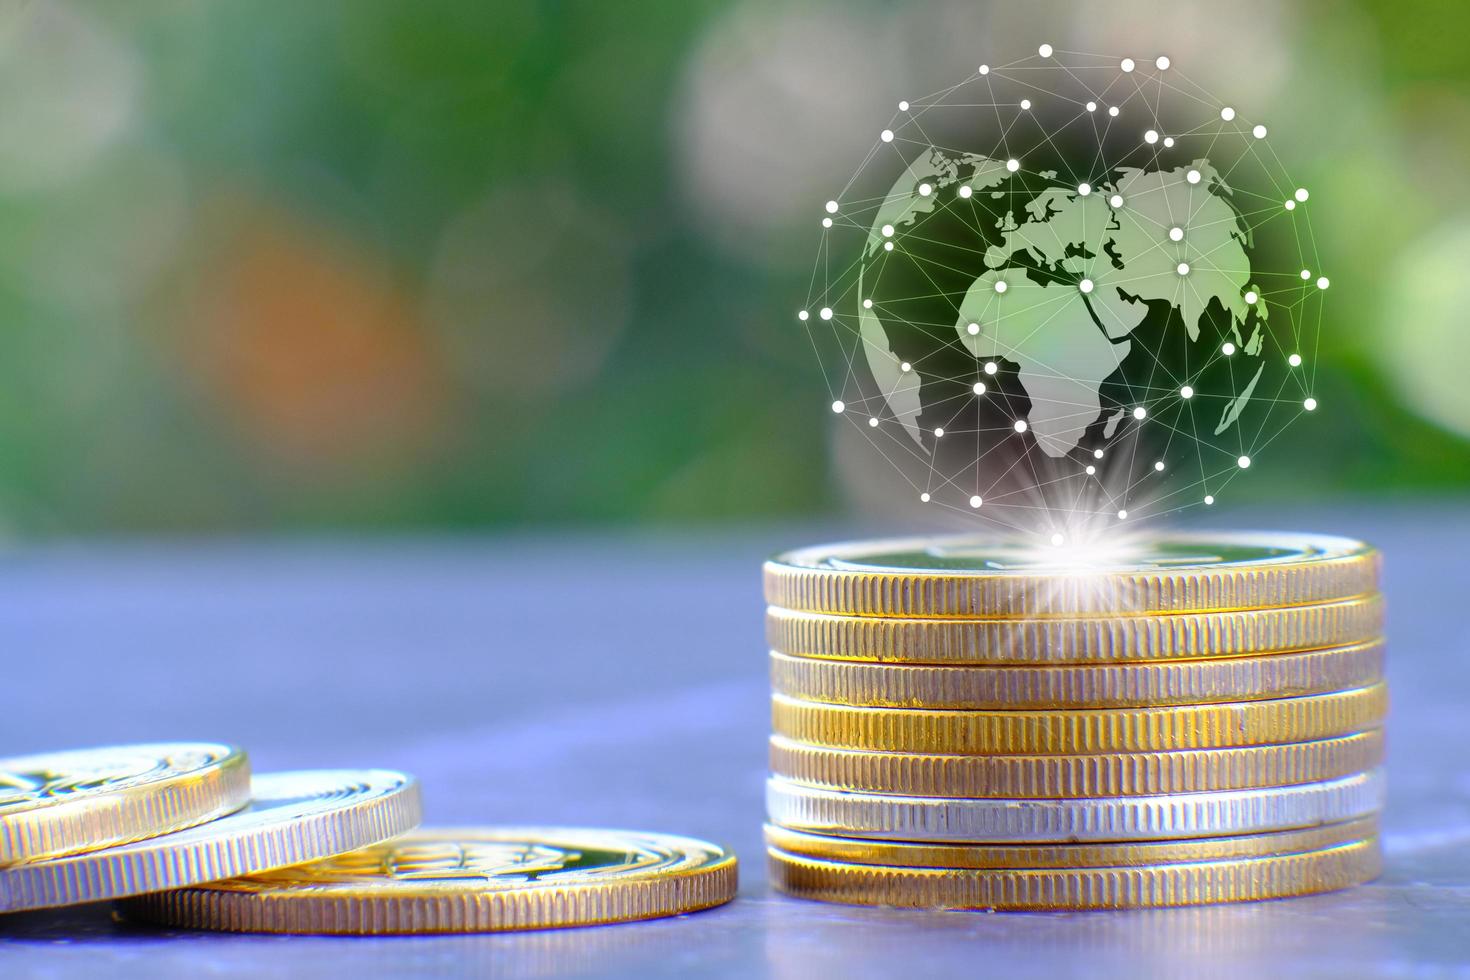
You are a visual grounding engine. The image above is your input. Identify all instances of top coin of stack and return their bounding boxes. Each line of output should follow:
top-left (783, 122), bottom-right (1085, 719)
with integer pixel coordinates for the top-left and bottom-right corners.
top-left (762, 532), bottom-right (1387, 910)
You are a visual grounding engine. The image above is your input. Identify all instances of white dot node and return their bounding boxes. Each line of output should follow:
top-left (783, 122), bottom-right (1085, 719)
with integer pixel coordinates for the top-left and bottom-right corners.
top-left (1020, 99), bottom-right (1032, 110)
top-left (1039, 43), bottom-right (1053, 57)
top-left (1295, 188), bottom-right (1309, 202)
top-left (1145, 129), bottom-right (1159, 144)
top-left (1079, 278), bottom-right (1094, 294)
top-left (1108, 106), bottom-right (1120, 117)
top-left (1154, 460), bottom-right (1165, 472)
top-left (1220, 106), bottom-right (1236, 121)
top-left (969, 495), bottom-right (983, 508)
top-left (1051, 532), bottom-right (1065, 546)
top-left (959, 185), bottom-right (973, 199)
top-left (1014, 419), bottom-right (1028, 433)
top-left (1237, 455), bottom-right (1251, 468)
top-left (798, 310), bottom-right (809, 321)
top-left (994, 280), bottom-right (1008, 294)
top-left (862, 298), bottom-right (873, 309)
top-left (979, 64), bottom-right (990, 75)
top-left (1177, 262), bottom-right (1191, 276)
top-left (1121, 58), bottom-right (1135, 72)
top-left (1086, 101), bottom-right (1097, 112)
top-left (934, 427), bottom-right (944, 438)
top-left (1204, 494), bottom-right (1215, 505)
top-left (973, 381), bottom-right (986, 395)
top-left (1288, 353), bottom-right (1302, 367)
top-left (918, 183), bottom-right (932, 197)
top-left (898, 100), bottom-right (909, 111)
top-left (1222, 342), bottom-right (1236, 355)
top-left (1244, 290), bottom-right (1258, 304)
top-left (1132, 406), bottom-right (1147, 420)
top-left (1117, 509), bottom-right (1128, 519)
top-left (880, 129), bottom-right (894, 143)
top-left (1180, 385), bottom-right (1194, 399)
top-left (825, 200), bottom-right (839, 214)
top-left (1285, 199), bottom-right (1296, 211)
top-left (1078, 182), bottom-right (1091, 196)
top-left (883, 241), bottom-right (894, 251)
top-left (1109, 194), bottom-right (1123, 208)
top-left (920, 492), bottom-right (931, 502)
top-left (1156, 55), bottom-right (1171, 70)
top-left (1304, 397), bottom-right (1318, 411)
top-left (1163, 137), bottom-right (1175, 148)
top-left (819, 307), bottom-right (833, 320)
top-left (967, 321), bottom-right (980, 335)
top-left (882, 224), bottom-right (895, 237)
top-left (1006, 158), bottom-right (1020, 172)
top-left (1093, 449), bottom-right (1105, 460)
top-left (1317, 277), bottom-right (1330, 290)
top-left (1169, 226), bottom-right (1184, 241)
top-left (1253, 124), bottom-right (1268, 139)
top-left (821, 217), bottom-right (832, 228)
top-left (1301, 269), bottom-right (1312, 280)
top-left (1187, 169), bottom-right (1201, 184)
top-left (1086, 465), bottom-right (1096, 475)
top-left (831, 400), bottom-right (844, 413)
top-left (900, 361), bottom-right (911, 372)
top-left (868, 417), bottom-right (879, 427)
top-left (984, 361), bottom-right (998, 375)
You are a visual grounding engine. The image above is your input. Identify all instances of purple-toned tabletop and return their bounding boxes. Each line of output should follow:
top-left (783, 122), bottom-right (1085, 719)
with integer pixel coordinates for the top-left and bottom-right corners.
top-left (2, 503), bottom-right (1467, 977)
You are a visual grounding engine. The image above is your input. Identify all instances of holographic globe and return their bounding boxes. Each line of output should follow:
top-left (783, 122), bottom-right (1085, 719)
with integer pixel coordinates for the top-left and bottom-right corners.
top-left (802, 47), bottom-right (1324, 539)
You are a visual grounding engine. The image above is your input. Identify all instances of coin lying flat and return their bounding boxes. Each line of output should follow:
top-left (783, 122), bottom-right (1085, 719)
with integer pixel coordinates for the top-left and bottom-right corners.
top-left (764, 817), bottom-right (1379, 869)
top-left (124, 827), bottom-right (739, 934)
top-left (764, 532), bottom-right (1379, 618)
top-left (769, 730), bottom-right (1386, 798)
top-left (765, 770), bottom-right (1384, 842)
top-left (771, 684), bottom-right (1387, 755)
top-left (767, 597), bottom-right (1384, 665)
top-left (769, 641), bottom-right (1385, 708)
top-left (767, 837), bottom-right (1382, 910)
top-left (0, 770), bottom-right (420, 913)
top-left (0, 743), bottom-right (250, 867)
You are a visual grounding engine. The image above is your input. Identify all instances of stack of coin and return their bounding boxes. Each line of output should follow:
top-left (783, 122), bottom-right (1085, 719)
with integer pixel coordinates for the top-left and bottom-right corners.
top-left (762, 532), bottom-right (1386, 910)
top-left (1, 743), bottom-right (738, 933)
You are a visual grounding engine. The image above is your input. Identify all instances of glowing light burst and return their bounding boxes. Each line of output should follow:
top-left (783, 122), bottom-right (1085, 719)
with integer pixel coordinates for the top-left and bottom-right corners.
top-left (800, 46), bottom-right (1325, 539)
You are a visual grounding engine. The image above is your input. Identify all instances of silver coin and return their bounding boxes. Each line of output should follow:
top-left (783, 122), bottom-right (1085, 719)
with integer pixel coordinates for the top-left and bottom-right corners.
top-left (765, 770), bottom-right (1384, 843)
top-left (0, 769), bottom-right (421, 913)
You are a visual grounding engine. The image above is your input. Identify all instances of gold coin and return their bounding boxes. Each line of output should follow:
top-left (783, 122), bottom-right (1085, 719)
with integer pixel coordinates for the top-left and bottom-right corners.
top-left (765, 532), bottom-right (1379, 618)
top-left (0, 743), bottom-right (250, 866)
top-left (770, 640), bottom-right (1384, 708)
top-left (767, 597), bottom-right (1384, 664)
top-left (766, 837), bottom-right (1381, 909)
top-left (764, 817), bottom-right (1379, 869)
top-left (770, 683), bottom-right (1387, 753)
top-left (124, 827), bottom-right (738, 934)
top-left (768, 729), bottom-right (1385, 797)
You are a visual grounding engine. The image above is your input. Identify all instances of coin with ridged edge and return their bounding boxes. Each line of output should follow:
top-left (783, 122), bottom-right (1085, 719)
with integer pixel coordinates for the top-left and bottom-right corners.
top-left (765, 770), bottom-right (1384, 842)
top-left (768, 730), bottom-right (1385, 797)
top-left (771, 683), bottom-right (1387, 754)
top-left (770, 641), bottom-right (1384, 708)
top-left (764, 532), bottom-right (1379, 618)
top-left (764, 817), bottom-right (1379, 869)
top-left (0, 770), bottom-right (421, 913)
top-left (0, 743), bottom-right (251, 867)
top-left (767, 597), bottom-right (1384, 665)
top-left (123, 827), bottom-right (739, 934)
top-left (767, 837), bottom-right (1382, 909)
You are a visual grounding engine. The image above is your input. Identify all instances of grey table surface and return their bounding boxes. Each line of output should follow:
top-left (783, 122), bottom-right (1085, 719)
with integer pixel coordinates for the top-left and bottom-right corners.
top-left (1, 503), bottom-right (1468, 978)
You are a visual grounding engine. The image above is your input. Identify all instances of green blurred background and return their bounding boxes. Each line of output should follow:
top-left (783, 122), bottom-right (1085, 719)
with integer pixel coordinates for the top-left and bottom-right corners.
top-left (0, 0), bottom-right (1466, 535)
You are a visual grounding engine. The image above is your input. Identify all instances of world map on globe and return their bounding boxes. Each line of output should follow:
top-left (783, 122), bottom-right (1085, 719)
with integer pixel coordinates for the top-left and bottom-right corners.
top-left (803, 49), bottom-right (1324, 537)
